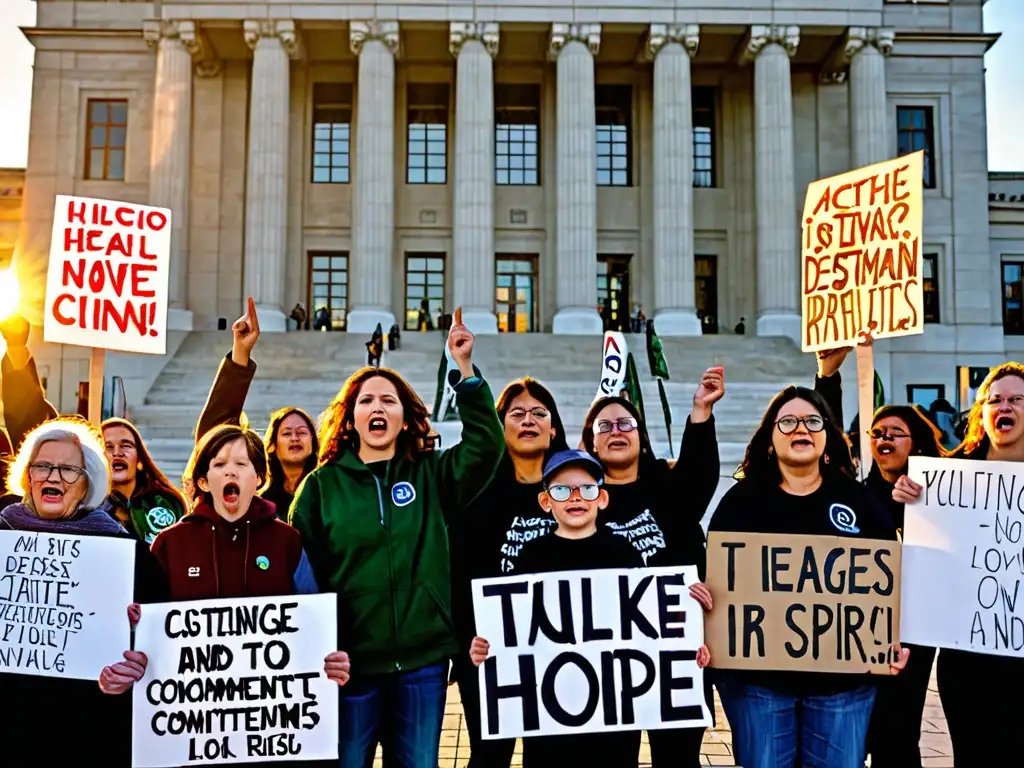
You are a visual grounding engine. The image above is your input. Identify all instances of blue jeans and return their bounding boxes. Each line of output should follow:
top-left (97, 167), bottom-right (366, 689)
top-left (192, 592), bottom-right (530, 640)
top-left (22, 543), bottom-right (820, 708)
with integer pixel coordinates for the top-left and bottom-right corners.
top-left (337, 662), bottom-right (447, 768)
top-left (717, 680), bottom-right (876, 768)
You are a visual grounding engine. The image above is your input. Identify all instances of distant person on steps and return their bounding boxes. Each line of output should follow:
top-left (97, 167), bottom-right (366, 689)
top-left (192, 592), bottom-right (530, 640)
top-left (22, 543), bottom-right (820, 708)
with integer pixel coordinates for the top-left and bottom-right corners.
top-left (195, 297), bottom-right (319, 521)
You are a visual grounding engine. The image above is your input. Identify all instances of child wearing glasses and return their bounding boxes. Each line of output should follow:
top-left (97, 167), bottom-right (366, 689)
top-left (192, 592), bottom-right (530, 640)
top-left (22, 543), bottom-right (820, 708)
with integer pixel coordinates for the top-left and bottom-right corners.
top-left (469, 449), bottom-right (711, 768)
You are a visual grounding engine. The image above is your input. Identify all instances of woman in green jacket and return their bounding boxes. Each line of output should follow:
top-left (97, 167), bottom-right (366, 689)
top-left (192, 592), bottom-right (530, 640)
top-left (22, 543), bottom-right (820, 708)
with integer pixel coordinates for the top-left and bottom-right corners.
top-left (290, 307), bottom-right (505, 768)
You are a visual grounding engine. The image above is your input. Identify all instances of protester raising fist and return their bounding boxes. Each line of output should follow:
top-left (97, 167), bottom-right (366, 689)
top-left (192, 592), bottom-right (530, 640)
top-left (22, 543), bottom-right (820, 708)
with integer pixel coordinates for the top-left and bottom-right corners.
top-left (447, 307), bottom-right (475, 378)
top-left (231, 296), bottom-right (261, 367)
top-left (692, 366), bottom-right (725, 420)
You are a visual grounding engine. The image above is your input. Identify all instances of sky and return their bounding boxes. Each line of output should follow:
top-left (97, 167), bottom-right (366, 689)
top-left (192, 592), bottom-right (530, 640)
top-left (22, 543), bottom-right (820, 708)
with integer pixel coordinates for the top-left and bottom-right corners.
top-left (0, 0), bottom-right (1021, 170)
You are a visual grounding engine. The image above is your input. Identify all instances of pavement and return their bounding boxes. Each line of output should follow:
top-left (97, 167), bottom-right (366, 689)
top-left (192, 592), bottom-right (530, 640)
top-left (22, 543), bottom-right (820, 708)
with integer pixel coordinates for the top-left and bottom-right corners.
top-left (373, 664), bottom-right (953, 767)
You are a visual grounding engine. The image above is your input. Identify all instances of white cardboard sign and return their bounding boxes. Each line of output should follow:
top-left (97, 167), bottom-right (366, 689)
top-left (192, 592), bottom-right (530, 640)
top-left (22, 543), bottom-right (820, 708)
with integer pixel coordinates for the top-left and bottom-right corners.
top-left (43, 195), bottom-right (171, 354)
top-left (472, 566), bottom-right (712, 740)
top-left (132, 594), bottom-right (340, 766)
top-left (594, 332), bottom-right (629, 403)
top-left (0, 529), bottom-right (135, 679)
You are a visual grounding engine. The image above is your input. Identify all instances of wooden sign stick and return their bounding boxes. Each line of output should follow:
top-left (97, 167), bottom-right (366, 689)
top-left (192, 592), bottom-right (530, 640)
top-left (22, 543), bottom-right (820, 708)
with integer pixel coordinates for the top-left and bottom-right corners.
top-left (856, 343), bottom-right (875, 481)
top-left (88, 347), bottom-right (105, 426)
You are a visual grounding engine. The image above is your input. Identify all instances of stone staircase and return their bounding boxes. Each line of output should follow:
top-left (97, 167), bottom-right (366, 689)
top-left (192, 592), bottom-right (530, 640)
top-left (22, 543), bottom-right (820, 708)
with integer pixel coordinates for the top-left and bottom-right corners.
top-left (128, 331), bottom-right (816, 521)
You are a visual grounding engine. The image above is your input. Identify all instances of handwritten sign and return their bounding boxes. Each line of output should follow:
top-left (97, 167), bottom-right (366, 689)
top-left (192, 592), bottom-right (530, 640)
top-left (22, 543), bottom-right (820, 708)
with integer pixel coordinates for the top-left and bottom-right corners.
top-left (44, 195), bottom-right (171, 354)
top-left (594, 332), bottom-right (628, 402)
top-left (903, 457), bottom-right (1024, 657)
top-left (800, 152), bottom-right (924, 352)
top-left (0, 529), bottom-right (135, 679)
top-left (705, 531), bottom-right (901, 673)
top-left (472, 566), bottom-right (711, 740)
top-left (132, 594), bottom-right (339, 766)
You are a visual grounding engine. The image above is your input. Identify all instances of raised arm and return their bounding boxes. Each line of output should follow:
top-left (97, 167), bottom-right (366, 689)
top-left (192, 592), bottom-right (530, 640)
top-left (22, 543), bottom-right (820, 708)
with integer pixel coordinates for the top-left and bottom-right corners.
top-left (433, 309), bottom-right (505, 514)
top-left (814, 346), bottom-right (850, 428)
top-left (195, 297), bottom-right (260, 443)
top-left (667, 367), bottom-right (724, 523)
top-left (1, 316), bottom-right (58, 450)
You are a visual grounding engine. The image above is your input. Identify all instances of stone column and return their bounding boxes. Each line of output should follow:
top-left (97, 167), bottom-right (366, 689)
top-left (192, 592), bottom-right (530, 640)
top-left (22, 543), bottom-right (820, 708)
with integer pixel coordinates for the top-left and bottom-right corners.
top-left (347, 20), bottom-right (399, 334)
top-left (242, 20), bottom-right (300, 332)
top-left (746, 25), bottom-right (801, 343)
top-left (647, 24), bottom-right (702, 336)
top-left (550, 23), bottom-right (602, 335)
top-left (144, 20), bottom-right (201, 331)
top-left (450, 22), bottom-right (499, 334)
top-left (846, 27), bottom-right (894, 168)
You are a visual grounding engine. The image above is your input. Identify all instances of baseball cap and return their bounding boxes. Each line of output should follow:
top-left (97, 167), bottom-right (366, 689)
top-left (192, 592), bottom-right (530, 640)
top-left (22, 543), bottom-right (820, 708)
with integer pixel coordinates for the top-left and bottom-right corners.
top-left (542, 449), bottom-right (605, 486)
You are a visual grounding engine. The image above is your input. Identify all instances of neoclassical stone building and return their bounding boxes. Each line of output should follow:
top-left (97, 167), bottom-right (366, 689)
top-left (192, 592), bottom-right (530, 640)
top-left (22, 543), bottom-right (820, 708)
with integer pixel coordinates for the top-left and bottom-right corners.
top-left (12, 1), bottom-right (1018, 412)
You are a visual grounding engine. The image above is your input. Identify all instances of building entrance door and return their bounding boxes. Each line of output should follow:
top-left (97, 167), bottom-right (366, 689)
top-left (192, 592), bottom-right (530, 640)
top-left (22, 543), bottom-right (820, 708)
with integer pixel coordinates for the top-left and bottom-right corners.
top-left (695, 255), bottom-right (719, 334)
top-left (597, 255), bottom-right (631, 332)
top-left (495, 256), bottom-right (537, 332)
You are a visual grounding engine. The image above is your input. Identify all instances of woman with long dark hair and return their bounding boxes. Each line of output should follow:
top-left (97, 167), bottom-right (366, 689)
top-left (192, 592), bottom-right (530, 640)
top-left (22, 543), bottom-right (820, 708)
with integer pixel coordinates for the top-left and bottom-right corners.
top-left (894, 361), bottom-right (1024, 764)
top-left (709, 385), bottom-right (908, 768)
top-left (99, 417), bottom-right (186, 542)
top-left (196, 298), bottom-right (319, 519)
top-left (290, 308), bottom-right (505, 768)
top-left (814, 347), bottom-right (946, 767)
top-left (448, 376), bottom-right (569, 768)
top-left (579, 367), bottom-right (723, 767)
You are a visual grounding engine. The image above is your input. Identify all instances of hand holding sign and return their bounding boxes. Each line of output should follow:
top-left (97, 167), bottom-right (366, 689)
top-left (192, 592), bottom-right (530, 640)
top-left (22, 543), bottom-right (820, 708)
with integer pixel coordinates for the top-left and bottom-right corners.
top-left (231, 297), bottom-right (261, 367)
top-left (447, 307), bottom-right (475, 378)
top-left (469, 635), bottom-right (490, 667)
top-left (689, 583), bottom-right (713, 613)
top-left (98, 650), bottom-right (148, 695)
top-left (889, 643), bottom-right (910, 675)
top-left (324, 650), bottom-right (351, 686)
top-left (892, 474), bottom-right (923, 504)
top-left (816, 346), bottom-right (851, 379)
top-left (692, 366), bottom-right (725, 421)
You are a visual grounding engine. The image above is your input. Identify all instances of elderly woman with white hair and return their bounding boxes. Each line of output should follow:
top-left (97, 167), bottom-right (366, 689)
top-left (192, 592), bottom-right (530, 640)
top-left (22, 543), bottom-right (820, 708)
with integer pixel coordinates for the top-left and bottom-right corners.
top-left (0, 417), bottom-right (168, 764)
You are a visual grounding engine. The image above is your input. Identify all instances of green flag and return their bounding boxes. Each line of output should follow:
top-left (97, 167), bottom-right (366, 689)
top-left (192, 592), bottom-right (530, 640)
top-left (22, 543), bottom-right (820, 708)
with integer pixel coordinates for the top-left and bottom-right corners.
top-left (646, 320), bottom-right (670, 380)
top-left (624, 353), bottom-right (646, 424)
top-left (431, 343), bottom-right (447, 422)
top-left (874, 371), bottom-right (885, 412)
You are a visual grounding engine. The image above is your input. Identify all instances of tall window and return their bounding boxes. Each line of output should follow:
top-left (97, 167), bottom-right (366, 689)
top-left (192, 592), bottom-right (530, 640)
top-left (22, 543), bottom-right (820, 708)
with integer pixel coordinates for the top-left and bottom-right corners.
top-left (693, 87), bottom-right (716, 188)
top-left (495, 84), bottom-right (540, 186)
top-left (85, 100), bottom-right (127, 181)
top-left (897, 106), bottom-right (936, 189)
top-left (597, 255), bottom-right (631, 332)
top-left (922, 253), bottom-right (940, 323)
top-left (1002, 259), bottom-right (1024, 335)
top-left (407, 83), bottom-right (449, 184)
top-left (595, 85), bottom-right (632, 187)
top-left (312, 83), bottom-right (353, 184)
top-left (405, 253), bottom-right (446, 330)
top-left (308, 252), bottom-right (349, 330)
top-left (495, 256), bottom-right (538, 332)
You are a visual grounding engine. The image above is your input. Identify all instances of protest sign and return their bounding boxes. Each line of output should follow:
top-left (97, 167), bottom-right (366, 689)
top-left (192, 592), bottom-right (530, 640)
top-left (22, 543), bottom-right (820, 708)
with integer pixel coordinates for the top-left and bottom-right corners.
top-left (903, 457), bottom-right (1024, 657)
top-left (800, 152), bottom-right (924, 352)
top-left (44, 195), bottom-right (171, 355)
top-left (0, 529), bottom-right (135, 679)
top-left (472, 566), bottom-right (711, 740)
top-left (704, 531), bottom-right (901, 673)
top-left (594, 331), bottom-right (629, 403)
top-left (132, 594), bottom-right (339, 766)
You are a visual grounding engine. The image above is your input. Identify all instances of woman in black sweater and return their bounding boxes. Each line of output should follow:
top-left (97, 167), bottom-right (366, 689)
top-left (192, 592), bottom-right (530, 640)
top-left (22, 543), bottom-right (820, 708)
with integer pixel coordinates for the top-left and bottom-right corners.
top-left (814, 348), bottom-right (946, 768)
top-left (579, 366), bottom-right (723, 767)
top-left (448, 377), bottom-right (569, 768)
top-left (709, 385), bottom-right (908, 768)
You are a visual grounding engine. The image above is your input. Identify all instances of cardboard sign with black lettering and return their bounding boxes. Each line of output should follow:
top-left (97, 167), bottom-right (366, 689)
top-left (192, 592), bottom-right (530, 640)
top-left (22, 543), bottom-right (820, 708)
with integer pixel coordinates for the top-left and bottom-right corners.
top-left (132, 595), bottom-right (339, 766)
top-left (705, 531), bottom-right (901, 673)
top-left (903, 457), bottom-right (1024, 657)
top-left (472, 566), bottom-right (711, 740)
top-left (0, 529), bottom-right (135, 679)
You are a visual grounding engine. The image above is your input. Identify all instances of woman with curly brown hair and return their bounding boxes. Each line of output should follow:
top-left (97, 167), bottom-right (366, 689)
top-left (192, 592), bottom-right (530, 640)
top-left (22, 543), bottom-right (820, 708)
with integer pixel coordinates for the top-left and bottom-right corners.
top-left (290, 308), bottom-right (505, 768)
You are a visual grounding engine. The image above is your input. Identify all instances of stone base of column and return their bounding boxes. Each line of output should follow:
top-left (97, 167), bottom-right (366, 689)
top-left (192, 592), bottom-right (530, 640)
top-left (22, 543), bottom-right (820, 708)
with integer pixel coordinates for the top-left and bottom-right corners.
top-left (653, 310), bottom-right (703, 337)
top-left (459, 310), bottom-right (499, 335)
top-left (255, 305), bottom-right (287, 333)
top-left (552, 308), bottom-right (603, 335)
top-left (756, 312), bottom-right (802, 347)
top-left (347, 309), bottom-right (397, 335)
top-left (166, 308), bottom-right (194, 332)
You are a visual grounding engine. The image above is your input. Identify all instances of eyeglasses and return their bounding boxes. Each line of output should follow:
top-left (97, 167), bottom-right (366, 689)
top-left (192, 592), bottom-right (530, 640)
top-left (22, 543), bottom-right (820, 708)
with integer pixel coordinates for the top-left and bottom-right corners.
top-left (507, 407), bottom-right (549, 422)
top-left (28, 462), bottom-right (86, 484)
top-left (546, 484), bottom-right (601, 502)
top-left (594, 417), bottom-right (638, 435)
top-left (868, 428), bottom-right (909, 440)
top-left (984, 395), bottom-right (1024, 408)
top-left (776, 415), bottom-right (825, 434)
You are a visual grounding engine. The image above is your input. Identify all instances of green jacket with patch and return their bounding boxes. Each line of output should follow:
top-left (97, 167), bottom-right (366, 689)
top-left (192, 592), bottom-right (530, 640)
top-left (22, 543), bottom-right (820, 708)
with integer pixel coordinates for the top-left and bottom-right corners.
top-left (290, 374), bottom-right (505, 675)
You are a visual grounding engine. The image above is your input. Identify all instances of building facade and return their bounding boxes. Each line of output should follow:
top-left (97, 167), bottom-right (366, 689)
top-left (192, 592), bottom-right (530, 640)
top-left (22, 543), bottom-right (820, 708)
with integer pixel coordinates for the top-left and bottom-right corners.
top-left (0, 169), bottom-right (24, 266)
top-left (12, 0), bottom-right (1017, 412)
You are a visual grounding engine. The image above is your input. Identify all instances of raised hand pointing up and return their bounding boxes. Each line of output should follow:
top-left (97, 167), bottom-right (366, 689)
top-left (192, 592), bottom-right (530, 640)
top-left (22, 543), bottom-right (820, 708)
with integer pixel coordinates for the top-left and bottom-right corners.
top-left (231, 297), bottom-right (261, 367)
top-left (447, 307), bottom-right (476, 378)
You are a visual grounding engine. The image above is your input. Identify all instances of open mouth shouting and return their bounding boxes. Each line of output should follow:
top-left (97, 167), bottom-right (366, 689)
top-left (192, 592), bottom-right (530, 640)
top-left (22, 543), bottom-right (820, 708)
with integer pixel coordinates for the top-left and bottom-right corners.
top-left (518, 428), bottom-right (540, 440)
top-left (222, 482), bottom-right (241, 506)
top-left (876, 443), bottom-right (896, 456)
top-left (40, 486), bottom-right (65, 503)
top-left (606, 437), bottom-right (630, 450)
top-left (563, 502), bottom-right (590, 517)
top-left (996, 414), bottom-right (1017, 434)
top-left (111, 458), bottom-right (129, 473)
top-left (368, 417), bottom-right (388, 436)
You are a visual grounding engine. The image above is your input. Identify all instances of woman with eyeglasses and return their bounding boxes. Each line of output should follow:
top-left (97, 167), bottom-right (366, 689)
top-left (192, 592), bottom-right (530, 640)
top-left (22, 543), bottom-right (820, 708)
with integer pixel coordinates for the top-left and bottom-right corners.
top-left (448, 377), bottom-right (569, 768)
top-left (892, 361), bottom-right (1024, 764)
top-left (708, 386), bottom-right (909, 768)
top-left (578, 367), bottom-right (723, 768)
top-left (813, 345), bottom-right (946, 768)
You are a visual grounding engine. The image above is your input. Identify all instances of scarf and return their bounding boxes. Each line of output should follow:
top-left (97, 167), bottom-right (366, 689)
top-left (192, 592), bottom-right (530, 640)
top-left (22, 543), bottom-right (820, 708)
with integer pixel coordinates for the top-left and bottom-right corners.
top-left (0, 502), bottom-right (130, 537)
